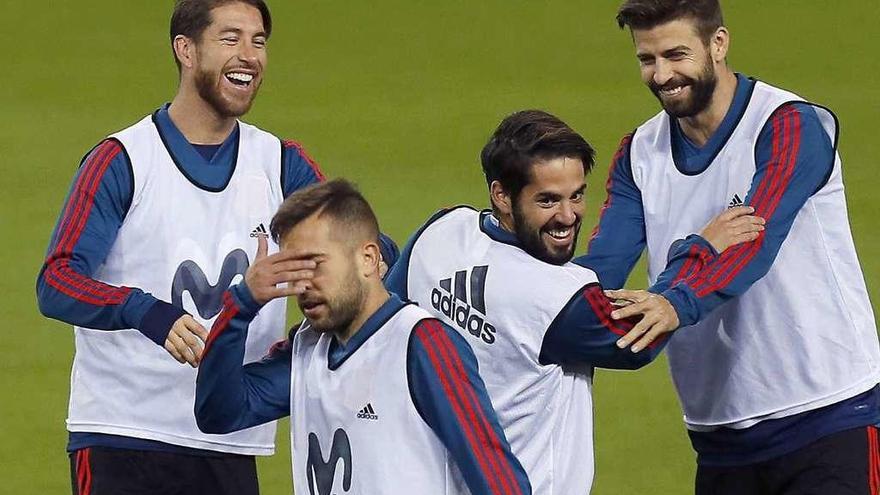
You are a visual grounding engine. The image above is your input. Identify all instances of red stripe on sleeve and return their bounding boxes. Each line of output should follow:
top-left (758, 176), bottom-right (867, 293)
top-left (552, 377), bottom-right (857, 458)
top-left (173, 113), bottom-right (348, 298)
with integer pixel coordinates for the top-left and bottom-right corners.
top-left (687, 107), bottom-right (801, 298)
top-left (45, 261), bottom-right (131, 305)
top-left (283, 140), bottom-right (325, 182)
top-left (43, 141), bottom-right (134, 306)
top-left (59, 141), bottom-right (121, 254)
top-left (672, 243), bottom-right (716, 285)
top-left (54, 141), bottom-right (116, 252)
top-left (673, 244), bottom-right (700, 284)
top-left (414, 321), bottom-right (513, 495)
top-left (589, 134), bottom-right (633, 243)
top-left (428, 320), bottom-right (524, 495)
top-left (584, 285), bottom-right (634, 337)
top-left (202, 292), bottom-right (239, 357)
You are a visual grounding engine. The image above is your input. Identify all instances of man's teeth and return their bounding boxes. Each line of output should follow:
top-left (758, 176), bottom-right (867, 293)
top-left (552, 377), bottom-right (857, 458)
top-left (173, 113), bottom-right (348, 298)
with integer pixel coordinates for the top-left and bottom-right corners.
top-left (548, 228), bottom-right (572, 239)
top-left (226, 72), bottom-right (254, 83)
top-left (660, 86), bottom-right (684, 96)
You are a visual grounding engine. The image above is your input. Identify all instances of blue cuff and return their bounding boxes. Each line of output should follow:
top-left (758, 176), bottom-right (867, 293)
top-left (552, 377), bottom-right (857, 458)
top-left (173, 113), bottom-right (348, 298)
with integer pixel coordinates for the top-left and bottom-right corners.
top-left (138, 300), bottom-right (187, 345)
top-left (230, 282), bottom-right (263, 318)
top-left (661, 284), bottom-right (700, 327)
top-left (687, 234), bottom-right (719, 257)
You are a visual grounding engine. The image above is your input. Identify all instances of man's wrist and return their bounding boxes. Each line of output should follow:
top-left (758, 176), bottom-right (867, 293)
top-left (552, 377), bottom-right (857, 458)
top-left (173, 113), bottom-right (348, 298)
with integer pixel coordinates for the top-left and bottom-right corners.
top-left (687, 234), bottom-right (719, 257)
top-left (231, 282), bottom-right (264, 318)
top-left (138, 300), bottom-right (188, 345)
top-left (661, 285), bottom-right (698, 328)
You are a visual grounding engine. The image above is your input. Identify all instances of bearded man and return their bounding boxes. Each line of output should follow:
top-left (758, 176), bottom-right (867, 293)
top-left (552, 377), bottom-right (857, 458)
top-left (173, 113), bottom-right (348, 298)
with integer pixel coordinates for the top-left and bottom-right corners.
top-left (36, 1), bottom-right (340, 493)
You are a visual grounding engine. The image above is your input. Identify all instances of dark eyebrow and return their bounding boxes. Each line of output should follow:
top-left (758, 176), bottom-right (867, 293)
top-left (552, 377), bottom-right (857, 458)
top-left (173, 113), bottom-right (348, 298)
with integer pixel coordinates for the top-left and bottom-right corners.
top-left (535, 191), bottom-right (563, 200)
top-left (662, 45), bottom-right (691, 56)
top-left (217, 27), bottom-right (267, 38)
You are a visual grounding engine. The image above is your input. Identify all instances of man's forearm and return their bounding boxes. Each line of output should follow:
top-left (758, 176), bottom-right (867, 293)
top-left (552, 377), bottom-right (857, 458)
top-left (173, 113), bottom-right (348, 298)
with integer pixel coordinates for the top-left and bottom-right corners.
top-left (195, 284), bottom-right (291, 434)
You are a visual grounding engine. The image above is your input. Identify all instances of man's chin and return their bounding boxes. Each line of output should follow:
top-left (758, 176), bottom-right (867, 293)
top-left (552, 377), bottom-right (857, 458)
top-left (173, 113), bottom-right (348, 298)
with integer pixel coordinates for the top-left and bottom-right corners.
top-left (538, 244), bottom-right (575, 265)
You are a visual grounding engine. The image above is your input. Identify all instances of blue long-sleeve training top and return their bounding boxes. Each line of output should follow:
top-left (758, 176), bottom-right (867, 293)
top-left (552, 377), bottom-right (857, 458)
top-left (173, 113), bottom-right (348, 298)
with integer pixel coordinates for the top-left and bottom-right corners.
top-left (196, 288), bottom-right (532, 495)
top-left (579, 73), bottom-right (880, 466)
top-left (36, 104), bottom-right (330, 454)
top-left (37, 104), bottom-right (326, 341)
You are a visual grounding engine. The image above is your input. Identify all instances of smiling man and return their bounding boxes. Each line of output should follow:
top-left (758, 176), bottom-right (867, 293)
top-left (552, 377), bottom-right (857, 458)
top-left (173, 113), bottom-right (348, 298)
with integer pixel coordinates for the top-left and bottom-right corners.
top-left (581, 1), bottom-right (880, 493)
top-left (36, 1), bottom-right (328, 493)
top-left (384, 110), bottom-right (763, 494)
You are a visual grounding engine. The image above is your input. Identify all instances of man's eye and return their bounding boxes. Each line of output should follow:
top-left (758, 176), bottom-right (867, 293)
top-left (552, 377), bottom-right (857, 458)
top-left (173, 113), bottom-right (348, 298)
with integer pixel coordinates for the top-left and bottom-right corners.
top-left (571, 193), bottom-right (584, 202)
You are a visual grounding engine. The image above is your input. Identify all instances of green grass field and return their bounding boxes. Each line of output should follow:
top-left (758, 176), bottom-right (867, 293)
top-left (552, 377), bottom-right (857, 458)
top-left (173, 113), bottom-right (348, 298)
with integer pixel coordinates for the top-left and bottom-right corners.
top-left (3, 1), bottom-right (878, 493)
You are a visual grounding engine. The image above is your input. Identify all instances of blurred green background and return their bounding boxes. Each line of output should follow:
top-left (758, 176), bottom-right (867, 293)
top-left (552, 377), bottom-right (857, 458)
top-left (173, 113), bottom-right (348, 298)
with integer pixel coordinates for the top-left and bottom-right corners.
top-left (2, 1), bottom-right (878, 493)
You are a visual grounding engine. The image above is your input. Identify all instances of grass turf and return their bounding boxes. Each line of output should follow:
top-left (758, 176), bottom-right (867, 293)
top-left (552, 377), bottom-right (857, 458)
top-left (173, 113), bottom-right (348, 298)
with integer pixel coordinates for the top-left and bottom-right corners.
top-left (2, 1), bottom-right (877, 493)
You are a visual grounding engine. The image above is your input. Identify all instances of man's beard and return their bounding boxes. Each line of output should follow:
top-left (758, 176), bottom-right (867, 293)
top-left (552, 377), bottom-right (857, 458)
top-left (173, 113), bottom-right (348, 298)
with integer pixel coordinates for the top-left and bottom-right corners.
top-left (301, 269), bottom-right (365, 335)
top-left (511, 203), bottom-right (580, 265)
top-left (649, 56), bottom-right (717, 118)
top-left (194, 66), bottom-right (258, 118)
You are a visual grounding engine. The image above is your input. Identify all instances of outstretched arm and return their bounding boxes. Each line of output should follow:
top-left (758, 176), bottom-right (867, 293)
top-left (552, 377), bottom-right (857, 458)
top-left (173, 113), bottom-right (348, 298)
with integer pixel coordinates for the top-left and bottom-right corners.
top-left (574, 133), bottom-right (646, 288)
top-left (608, 205), bottom-right (765, 350)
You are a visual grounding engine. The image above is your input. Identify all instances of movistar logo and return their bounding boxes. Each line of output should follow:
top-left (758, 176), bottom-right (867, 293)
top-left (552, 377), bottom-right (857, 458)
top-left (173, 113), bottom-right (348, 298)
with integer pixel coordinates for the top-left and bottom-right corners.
top-left (171, 249), bottom-right (249, 319)
top-left (430, 265), bottom-right (496, 345)
top-left (307, 429), bottom-right (353, 495)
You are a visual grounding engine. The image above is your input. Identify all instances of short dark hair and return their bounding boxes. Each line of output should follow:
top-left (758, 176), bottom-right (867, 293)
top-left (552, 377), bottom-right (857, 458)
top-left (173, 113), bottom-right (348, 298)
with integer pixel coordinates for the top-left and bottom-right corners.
top-left (170, 0), bottom-right (272, 70)
top-left (480, 110), bottom-right (595, 202)
top-left (616, 0), bottom-right (724, 43)
top-left (270, 179), bottom-right (380, 246)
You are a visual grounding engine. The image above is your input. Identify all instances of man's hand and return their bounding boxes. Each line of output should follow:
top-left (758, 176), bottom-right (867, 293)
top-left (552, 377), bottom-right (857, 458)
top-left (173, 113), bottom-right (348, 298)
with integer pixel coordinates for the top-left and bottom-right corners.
top-left (164, 315), bottom-right (209, 367)
top-left (604, 289), bottom-right (679, 353)
top-left (700, 206), bottom-right (765, 253)
top-left (246, 235), bottom-right (317, 305)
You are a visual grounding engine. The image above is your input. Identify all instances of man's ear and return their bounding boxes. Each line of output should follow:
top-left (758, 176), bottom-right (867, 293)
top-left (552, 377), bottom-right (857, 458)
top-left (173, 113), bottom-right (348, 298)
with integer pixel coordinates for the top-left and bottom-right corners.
top-left (173, 35), bottom-right (196, 70)
top-left (490, 180), bottom-right (513, 217)
top-left (710, 26), bottom-right (730, 64)
top-left (359, 241), bottom-right (382, 278)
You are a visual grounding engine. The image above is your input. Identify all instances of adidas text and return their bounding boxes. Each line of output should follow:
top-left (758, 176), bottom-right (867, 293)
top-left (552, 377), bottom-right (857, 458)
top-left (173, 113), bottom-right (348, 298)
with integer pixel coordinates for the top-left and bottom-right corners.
top-left (250, 223), bottom-right (269, 238)
top-left (357, 404), bottom-right (378, 420)
top-left (431, 266), bottom-right (496, 345)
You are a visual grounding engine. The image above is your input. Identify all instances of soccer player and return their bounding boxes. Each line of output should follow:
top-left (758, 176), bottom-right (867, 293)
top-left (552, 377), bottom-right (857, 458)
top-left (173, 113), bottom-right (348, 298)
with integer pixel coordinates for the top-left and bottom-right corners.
top-left (34, 1), bottom-right (390, 493)
top-left (384, 110), bottom-right (763, 494)
top-left (195, 179), bottom-right (531, 495)
top-left (583, 1), bottom-right (880, 493)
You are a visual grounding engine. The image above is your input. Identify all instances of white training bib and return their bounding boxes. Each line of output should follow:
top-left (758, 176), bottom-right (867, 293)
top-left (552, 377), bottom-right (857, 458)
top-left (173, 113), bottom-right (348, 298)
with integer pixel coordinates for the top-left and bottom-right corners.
top-left (67, 114), bottom-right (286, 454)
top-left (405, 207), bottom-right (599, 495)
top-left (630, 80), bottom-right (880, 428)
top-left (290, 304), bottom-right (462, 495)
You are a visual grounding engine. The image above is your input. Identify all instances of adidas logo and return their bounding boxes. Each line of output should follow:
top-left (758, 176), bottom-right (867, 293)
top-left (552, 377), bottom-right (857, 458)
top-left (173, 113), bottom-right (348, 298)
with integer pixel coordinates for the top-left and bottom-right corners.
top-left (357, 403), bottom-right (379, 420)
top-left (728, 194), bottom-right (744, 209)
top-left (430, 265), bottom-right (496, 345)
top-left (250, 223), bottom-right (269, 238)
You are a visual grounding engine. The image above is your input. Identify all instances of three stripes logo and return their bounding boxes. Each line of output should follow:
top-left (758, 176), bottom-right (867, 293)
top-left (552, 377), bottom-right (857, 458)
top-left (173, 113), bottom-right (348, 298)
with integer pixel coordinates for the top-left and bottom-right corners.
top-left (430, 265), bottom-right (496, 345)
top-left (250, 223), bottom-right (269, 238)
top-left (356, 403), bottom-right (378, 421)
top-left (728, 194), bottom-right (744, 209)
